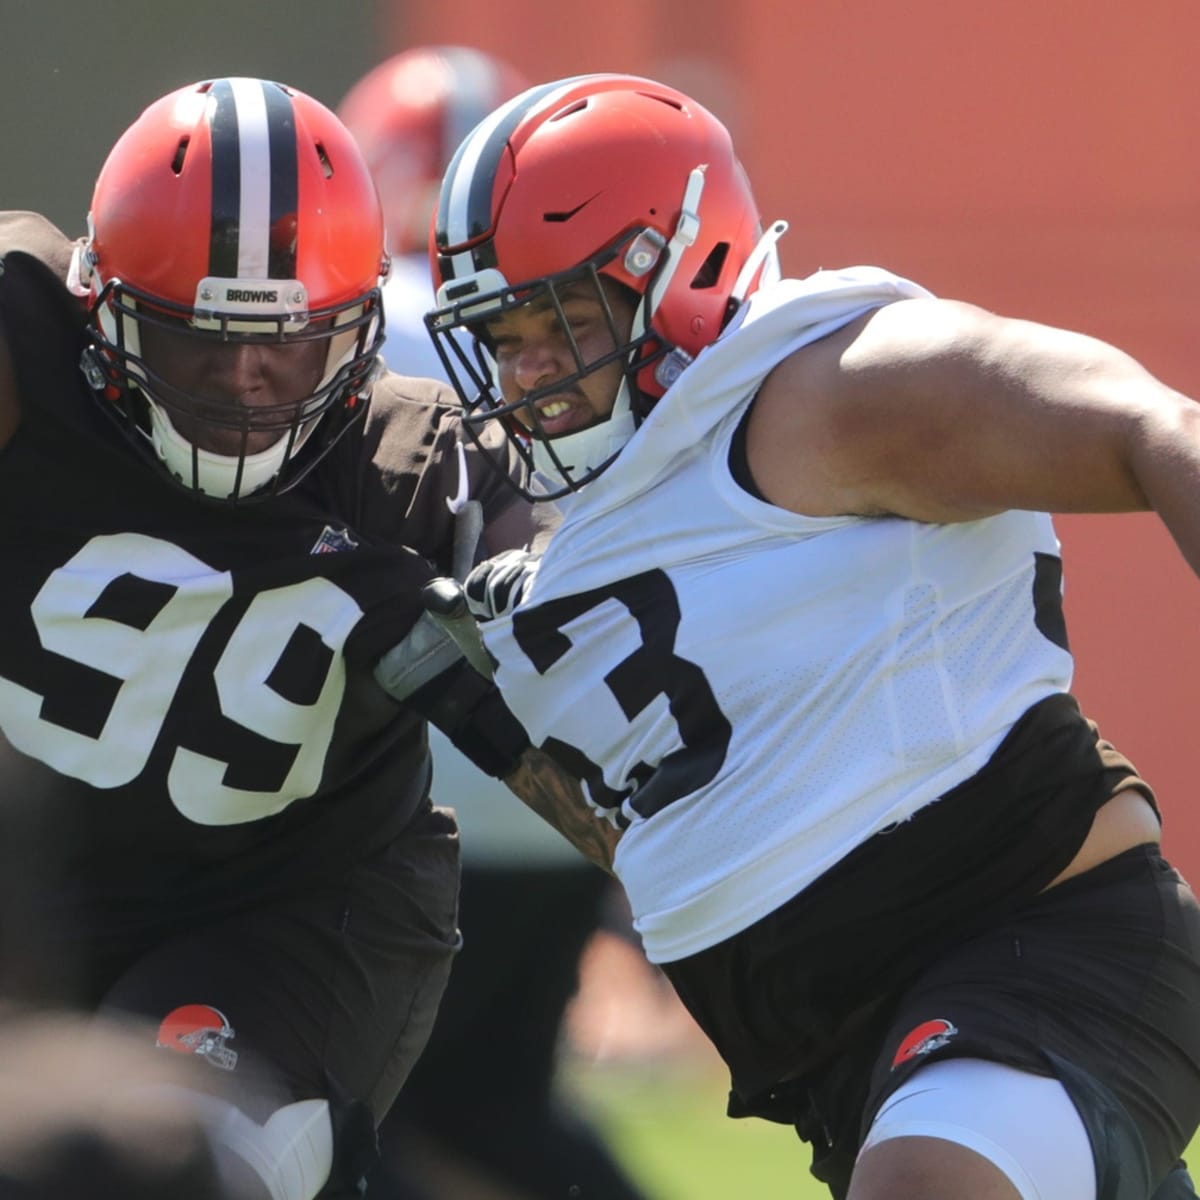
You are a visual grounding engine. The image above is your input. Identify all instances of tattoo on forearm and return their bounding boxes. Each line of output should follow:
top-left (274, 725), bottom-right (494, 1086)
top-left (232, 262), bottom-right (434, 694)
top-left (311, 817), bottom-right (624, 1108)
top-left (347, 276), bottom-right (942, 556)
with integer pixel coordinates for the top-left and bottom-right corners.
top-left (503, 748), bottom-right (620, 873)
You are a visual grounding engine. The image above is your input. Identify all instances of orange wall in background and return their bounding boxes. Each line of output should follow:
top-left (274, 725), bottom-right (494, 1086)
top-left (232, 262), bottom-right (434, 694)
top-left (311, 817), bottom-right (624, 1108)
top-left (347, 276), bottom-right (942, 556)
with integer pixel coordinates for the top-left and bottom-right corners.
top-left (383, 2), bottom-right (1200, 872)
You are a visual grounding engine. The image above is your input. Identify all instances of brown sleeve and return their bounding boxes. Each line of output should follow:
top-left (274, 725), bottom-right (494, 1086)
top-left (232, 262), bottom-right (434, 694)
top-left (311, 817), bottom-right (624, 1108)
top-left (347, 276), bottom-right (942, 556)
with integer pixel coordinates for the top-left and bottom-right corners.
top-left (0, 246), bottom-right (89, 452)
top-left (0, 311), bottom-right (18, 450)
top-left (344, 372), bottom-right (554, 571)
top-left (0, 211), bottom-right (83, 450)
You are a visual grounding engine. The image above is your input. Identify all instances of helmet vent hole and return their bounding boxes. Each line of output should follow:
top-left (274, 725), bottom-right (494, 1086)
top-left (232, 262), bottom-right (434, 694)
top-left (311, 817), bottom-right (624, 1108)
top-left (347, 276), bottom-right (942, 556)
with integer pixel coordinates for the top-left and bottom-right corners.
top-left (642, 92), bottom-right (685, 113)
top-left (315, 142), bottom-right (334, 178)
top-left (690, 242), bottom-right (730, 290)
top-left (551, 99), bottom-right (589, 121)
top-left (171, 137), bottom-right (190, 174)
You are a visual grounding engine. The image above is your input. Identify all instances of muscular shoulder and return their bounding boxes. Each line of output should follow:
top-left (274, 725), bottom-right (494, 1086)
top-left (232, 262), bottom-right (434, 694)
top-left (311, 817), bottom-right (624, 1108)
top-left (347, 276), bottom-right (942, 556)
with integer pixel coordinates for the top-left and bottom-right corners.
top-left (0, 211), bottom-right (79, 282)
top-left (745, 296), bottom-right (998, 517)
top-left (762, 295), bottom-right (989, 410)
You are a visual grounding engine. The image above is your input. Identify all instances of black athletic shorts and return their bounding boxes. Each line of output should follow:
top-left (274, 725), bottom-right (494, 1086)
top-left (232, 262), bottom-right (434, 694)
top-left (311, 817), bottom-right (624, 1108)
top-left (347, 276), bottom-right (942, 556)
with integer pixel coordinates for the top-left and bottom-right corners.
top-left (94, 802), bottom-right (462, 1191)
top-left (733, 847), bottom-right (1200, 1200)
top-left (661, 697), bottom-right (1200, 1198)
top-left (855, 845), bottom-right (1198, 1198)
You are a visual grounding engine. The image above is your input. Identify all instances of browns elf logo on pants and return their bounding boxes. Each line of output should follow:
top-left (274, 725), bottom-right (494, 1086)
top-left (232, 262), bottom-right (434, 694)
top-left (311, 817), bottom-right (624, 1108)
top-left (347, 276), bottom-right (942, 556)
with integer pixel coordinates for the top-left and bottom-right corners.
top-left (892, 1018), bottom-right (959, 1068)
top-left (156, 1003), bottom-right (240, 1071)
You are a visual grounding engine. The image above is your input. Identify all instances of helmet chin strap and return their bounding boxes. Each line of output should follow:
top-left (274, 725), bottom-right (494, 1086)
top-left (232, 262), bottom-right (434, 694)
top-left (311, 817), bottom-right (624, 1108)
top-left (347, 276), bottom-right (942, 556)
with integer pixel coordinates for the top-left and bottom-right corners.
top-left (730, 219), bottom-right (789, 304)
top-left (148, 405), bottom-right (302, 500)
top-left (637, 165), bottom-right (705, 327)
top-left (529, 384), bottom-right (637, 487)
top-left (532, 167), bottom-right (708, 492)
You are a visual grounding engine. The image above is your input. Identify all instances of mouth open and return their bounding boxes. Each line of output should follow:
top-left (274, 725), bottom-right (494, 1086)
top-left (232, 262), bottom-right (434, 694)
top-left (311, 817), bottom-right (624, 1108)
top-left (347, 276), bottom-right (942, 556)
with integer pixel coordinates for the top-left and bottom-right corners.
top-left (531, 394), bottom-right (588, 438)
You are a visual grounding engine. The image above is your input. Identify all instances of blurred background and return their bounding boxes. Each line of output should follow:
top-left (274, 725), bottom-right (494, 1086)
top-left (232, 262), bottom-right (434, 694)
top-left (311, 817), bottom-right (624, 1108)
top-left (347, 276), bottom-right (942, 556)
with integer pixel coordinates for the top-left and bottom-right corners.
top-left (4, 2), bottom-right (1198, 1195)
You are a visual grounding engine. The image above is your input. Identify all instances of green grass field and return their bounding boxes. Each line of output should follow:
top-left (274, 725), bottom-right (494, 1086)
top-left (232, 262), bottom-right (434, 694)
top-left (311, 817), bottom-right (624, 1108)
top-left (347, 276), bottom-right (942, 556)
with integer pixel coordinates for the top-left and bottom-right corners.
top-left (564, 1055), bottom-right (830, 1199)
top-left (566, 1054), bottom-right (1200, 1200)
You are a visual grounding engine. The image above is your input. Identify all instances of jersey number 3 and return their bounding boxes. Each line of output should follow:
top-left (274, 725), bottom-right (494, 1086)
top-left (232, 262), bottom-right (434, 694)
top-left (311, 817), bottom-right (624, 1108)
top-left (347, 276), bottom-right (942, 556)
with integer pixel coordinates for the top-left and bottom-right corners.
top-left (513, 569), bottom-right (731, 826)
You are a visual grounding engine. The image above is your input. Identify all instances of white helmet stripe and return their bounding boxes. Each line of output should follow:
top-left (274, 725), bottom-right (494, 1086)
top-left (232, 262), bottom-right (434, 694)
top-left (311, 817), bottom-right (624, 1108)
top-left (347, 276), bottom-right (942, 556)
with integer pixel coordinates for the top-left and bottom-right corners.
top-left (231, 78), bottom-right (272, 278)
top-left (207, 79), bottom-right (299, 280)
top-left (438, 95), bottom-right (528, 248)
top-left (435, 76), bottom-right (592, 265)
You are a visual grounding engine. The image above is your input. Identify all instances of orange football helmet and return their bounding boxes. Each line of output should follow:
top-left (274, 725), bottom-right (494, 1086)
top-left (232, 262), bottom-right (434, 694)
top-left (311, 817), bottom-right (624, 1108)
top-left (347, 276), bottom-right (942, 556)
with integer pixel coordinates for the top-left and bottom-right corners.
top-left (78, 77), bottom-right (388, 502)
top-left (426, 73), bottom-right (781, 499)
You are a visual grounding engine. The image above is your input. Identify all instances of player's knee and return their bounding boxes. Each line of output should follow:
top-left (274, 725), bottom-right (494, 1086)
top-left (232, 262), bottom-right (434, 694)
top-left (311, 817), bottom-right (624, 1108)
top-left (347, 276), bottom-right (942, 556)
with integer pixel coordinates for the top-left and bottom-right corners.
top-left (851, 1134), bottom-right (1025, 1199)
top-left (858, 1058), bottom-right (1095, 1200)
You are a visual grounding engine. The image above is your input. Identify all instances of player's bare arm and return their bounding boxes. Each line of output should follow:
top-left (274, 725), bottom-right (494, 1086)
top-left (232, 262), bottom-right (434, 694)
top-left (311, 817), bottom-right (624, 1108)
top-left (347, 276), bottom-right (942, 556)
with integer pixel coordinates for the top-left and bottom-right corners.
top-left (748, 296), bottom-right (1200, 561)
top-left (503, 748), bottom-right (620, 874)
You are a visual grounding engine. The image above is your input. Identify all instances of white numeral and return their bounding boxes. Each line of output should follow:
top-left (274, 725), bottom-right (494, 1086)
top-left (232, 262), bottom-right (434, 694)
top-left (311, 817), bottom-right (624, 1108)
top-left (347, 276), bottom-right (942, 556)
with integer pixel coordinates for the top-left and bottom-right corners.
top-left (0, 534), bottom-right (363, 825)
top-left (0, 535), bottom-right (230, 787)
top-left (169, 578), bottom-right (356, 824)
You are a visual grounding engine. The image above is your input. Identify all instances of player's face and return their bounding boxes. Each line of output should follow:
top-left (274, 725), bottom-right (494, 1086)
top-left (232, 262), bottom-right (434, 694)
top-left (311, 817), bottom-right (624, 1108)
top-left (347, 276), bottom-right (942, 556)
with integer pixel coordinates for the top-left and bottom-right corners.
top-left (484, 278), bottom-right (635, 437)
top-left (138, 319), bottom-right (327, 455)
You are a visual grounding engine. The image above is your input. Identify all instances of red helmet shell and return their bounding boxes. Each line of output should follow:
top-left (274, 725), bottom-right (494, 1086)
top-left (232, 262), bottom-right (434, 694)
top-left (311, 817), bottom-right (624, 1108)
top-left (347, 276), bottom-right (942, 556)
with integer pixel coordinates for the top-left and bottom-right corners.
top-left (433, 74), bottom-right (763, 375)
top-left (79, 78), bottom-right (388, 503)
top-left (88, 78), bottom-right (384, 314)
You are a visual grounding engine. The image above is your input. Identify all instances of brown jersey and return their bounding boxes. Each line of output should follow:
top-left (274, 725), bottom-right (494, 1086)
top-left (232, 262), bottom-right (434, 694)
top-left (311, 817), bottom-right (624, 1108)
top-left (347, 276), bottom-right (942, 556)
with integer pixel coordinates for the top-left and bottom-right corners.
top-left (0, 215), bottom-right (530, 942)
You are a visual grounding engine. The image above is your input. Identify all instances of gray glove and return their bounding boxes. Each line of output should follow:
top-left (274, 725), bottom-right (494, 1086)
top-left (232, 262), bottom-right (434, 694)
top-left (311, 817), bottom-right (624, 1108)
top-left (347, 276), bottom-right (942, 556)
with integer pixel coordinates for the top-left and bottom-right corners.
top-left (373, 595), bottom-right (527, 778)
top-left (374, 608), bottom-right (469, 702)
top-left (463, 549), bottom-right (541, 621)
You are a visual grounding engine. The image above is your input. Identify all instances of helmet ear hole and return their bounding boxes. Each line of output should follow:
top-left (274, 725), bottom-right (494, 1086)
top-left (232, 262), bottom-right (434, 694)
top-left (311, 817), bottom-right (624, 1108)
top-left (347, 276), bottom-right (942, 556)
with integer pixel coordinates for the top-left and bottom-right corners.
top-left (690, 243), bottom-right (730, 290)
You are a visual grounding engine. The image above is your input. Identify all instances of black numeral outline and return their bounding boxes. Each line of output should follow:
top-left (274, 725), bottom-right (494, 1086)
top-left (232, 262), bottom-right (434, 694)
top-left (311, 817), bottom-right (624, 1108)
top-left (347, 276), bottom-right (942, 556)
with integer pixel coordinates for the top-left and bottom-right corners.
top-left (512, 569), bottom-right (731, 824)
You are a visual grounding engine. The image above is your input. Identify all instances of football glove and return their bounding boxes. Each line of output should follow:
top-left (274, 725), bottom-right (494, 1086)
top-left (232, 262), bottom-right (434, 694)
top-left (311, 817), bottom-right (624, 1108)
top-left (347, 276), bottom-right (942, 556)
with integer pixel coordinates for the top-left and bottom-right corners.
top-left (463, 549), bottom-right (540, 621)
top-left (374, 604), bottom-right (527, 779)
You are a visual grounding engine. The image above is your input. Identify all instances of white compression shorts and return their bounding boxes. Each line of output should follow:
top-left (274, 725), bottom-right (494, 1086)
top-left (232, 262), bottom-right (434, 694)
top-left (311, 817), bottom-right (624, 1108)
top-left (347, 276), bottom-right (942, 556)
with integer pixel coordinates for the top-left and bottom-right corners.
top-left (857, 1057), bottom-right (1095, 1200)
top-left (134, 1087), bottom-right (334, 1200)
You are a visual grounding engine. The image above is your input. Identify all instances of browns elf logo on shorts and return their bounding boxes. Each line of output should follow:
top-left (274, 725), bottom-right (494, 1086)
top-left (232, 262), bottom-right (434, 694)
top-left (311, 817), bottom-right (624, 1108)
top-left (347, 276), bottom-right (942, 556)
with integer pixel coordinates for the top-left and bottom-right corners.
top-left (156, 1003), bottom-right (240, 1071)
top-left (892, 1018), bottom-right (959, 1068)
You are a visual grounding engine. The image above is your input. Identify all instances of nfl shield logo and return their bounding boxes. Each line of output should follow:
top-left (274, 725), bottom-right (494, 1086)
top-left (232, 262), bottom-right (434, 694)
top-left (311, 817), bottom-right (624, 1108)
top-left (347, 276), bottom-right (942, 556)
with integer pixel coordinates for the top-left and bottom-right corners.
top-left (311, 525), bottom-right (360, 554)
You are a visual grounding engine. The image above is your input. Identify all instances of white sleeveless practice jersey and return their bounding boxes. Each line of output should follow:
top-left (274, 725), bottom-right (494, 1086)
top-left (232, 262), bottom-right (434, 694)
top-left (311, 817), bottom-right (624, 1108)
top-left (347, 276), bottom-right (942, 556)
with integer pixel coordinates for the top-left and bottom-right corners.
top-left (480, 267), bottom-right (1075, 963)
